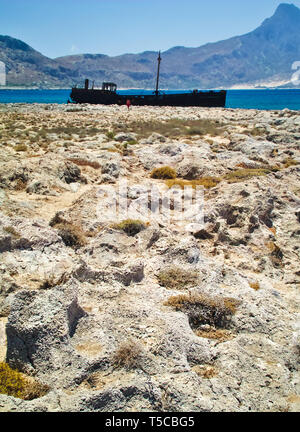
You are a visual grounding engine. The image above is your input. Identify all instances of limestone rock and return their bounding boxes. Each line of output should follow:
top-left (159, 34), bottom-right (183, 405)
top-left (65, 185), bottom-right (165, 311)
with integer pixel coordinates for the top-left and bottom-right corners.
top-left (6, 280), bottom-right (88, 387)
top-left (0, 104), bottom-right (299, 412)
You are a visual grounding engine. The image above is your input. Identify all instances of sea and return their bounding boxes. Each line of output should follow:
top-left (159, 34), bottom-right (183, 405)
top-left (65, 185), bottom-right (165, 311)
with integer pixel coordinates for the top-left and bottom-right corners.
top-left (0, 88), bottom-right (299, 111)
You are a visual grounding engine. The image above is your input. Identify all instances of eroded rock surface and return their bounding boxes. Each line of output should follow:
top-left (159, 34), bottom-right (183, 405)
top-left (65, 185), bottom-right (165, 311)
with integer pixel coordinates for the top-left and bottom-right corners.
top-left (0, 104), bottom-right (299, 412)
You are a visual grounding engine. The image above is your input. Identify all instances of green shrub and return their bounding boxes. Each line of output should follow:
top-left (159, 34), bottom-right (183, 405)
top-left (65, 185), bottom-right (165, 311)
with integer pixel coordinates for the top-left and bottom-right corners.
top-left (0, 362), bottom-right (49, 400)
top-left (150, 166), bottom-right (177, 179)
top-left (166, 177), bottom-right (221, 189)
top-left (15, 144), bottom-right (28, 152)
top-left (106, 131), bottom-right (115, 140)
top-left (224, 168), bottom-right (270, 183)
top-left (113, 219), bottom-right (146, 237)
top-left (0, 362), bottom-right (25, 398)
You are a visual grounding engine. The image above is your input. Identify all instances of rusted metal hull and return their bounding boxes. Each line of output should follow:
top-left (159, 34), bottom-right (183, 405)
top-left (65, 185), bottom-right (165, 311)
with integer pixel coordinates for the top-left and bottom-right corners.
top-left (70, 88), bottom-right (227, 107)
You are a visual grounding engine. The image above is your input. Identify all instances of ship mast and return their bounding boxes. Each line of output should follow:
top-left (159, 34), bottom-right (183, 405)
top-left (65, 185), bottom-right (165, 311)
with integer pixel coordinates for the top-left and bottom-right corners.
top-left (155, 51), bottom-right (161, 96)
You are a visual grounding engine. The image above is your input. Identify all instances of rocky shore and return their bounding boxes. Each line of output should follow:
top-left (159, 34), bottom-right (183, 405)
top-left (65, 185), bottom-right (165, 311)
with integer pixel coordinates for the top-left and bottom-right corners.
top-left (0, 103), bottom-right (299, 412)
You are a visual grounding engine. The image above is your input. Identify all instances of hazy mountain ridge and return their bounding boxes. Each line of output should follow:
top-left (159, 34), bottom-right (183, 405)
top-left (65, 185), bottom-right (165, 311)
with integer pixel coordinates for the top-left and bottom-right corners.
top-left (0, 35), bottom-right (76, 87)
top-left (1, 3), bottom-right (300, 89)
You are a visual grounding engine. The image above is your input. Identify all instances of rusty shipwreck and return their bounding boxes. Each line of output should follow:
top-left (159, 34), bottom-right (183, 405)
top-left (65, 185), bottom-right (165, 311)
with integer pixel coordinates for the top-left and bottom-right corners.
top-left (69, 52), bottom-right (227, 107)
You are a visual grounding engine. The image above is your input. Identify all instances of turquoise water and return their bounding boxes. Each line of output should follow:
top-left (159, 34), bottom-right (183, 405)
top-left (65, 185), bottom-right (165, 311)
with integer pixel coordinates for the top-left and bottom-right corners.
top-left (0, 88), bottom-right (299, 110)
top-left (226, 89), bottom-right (300, 111)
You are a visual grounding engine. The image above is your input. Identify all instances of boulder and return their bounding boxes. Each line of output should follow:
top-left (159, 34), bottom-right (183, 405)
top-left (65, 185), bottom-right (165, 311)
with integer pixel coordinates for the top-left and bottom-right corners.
top-left (6, 280), bottom-right (88, 387)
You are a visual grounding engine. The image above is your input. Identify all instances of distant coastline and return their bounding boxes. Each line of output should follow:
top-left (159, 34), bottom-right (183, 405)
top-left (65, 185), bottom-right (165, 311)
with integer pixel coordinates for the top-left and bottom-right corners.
top-left (0, 85), bottom-right (299, 91)
top-left (0, 86), bottom-right (71, 90)
top-left (0, 88), bottom-right (299, 110)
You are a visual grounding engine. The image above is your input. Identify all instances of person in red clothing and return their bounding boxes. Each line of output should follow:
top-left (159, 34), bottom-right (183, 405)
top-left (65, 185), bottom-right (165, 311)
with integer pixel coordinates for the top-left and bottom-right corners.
top-left (126, 99), bottom-right (131, 110)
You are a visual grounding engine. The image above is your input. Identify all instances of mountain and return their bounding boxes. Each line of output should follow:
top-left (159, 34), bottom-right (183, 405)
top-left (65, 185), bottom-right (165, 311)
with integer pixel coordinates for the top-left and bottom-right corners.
top-left (0, 35), bottom-right (75, 87)
top-left (1, 3), bottom-right (300, 89)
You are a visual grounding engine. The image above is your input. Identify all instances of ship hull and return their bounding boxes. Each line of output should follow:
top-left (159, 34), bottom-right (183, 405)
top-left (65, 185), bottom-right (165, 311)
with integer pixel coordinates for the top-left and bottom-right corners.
top-left (70, 88), bottom-right (227, 107)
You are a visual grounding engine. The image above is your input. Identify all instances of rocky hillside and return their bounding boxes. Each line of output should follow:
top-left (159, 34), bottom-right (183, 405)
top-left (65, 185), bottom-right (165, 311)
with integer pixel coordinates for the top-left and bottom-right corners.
top-left (0, 36), bottom-right (74, 87)
top-left (1, 3), bottom-right (300, 88)
top-left (56, 3), bottom-right (300, 89)
top-left (0, 103), bottom-right (299, 412)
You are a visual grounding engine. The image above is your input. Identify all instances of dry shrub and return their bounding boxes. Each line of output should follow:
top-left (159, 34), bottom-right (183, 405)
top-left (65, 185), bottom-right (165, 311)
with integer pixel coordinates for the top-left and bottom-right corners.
top-left (15, 144), bottom-right (28, 152)
top-left (112, 339), bottom-right (143, 370)
top-left (68, 158), bottom-right (101, 169)
top-left (266, 241), bottom-right (277, 253)
top-left (14, 179), bottom-right (27, 191)
top-left (164, 293), bottom-right (240, 329)
top-left (249, 127), bottom-right (266, 137)
top-left (113, 219), bottom-right (146, 237)
top-left (55, 223), bottom-right (87, 249)
top-left (49, 212), bottom-right (67, 227)
top-left (113, 118), bottom-right (224, 139)
top-left (266, 241), bottom-right (283, 268)
top-left (113, 142), bottom-right (133, 156)
top-left (249, 281), bottom-right (260, 291)
top-left (283, 158), bottom-right (299, 169)
top-left (235, 162), bottom-right (279, 172)
top-left (235, 162), bottom-right (254, 169)
top-left (195, 328), bottom-right (234, 342)
top-left (36, 125), bottom-right (102, 138)
top-left (223, 298), bottom-right (239, 314)
top-left (3, 226), bottom-right (20, 238)
top-left (158, 267), bottom-right (198, 290)
top-left (0, 362), bottom-right (49, 400)
top-left (224, 168), bottom-right (270, 183)
top-left (106, 148), bottom-right (122, 154)
top-left (21, 379), bottom-right (50, 401)
top-left (166, 177), bottom-right (220, 190)
top-left (267, 165), bottom-right (280, 172)
top-left (270, 149), bottom-right (278, 158)
top-left (80, 372), bottom-right (106, 390)
top-left (193, 365), bottom-right (218, 379)
top-left (193, 229), bottom-right (214, 240)
top-left (185, 119), bottom-right (223, 137)
top-left (40, 272), bottom-right (70, 290)
top-left (150, 166), bottom-right (177, 180)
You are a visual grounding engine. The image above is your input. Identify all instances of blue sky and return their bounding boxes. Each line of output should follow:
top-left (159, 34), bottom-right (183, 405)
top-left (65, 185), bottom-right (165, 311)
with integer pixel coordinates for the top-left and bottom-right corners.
top-left (1, 0), bottom-right (300, 58)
